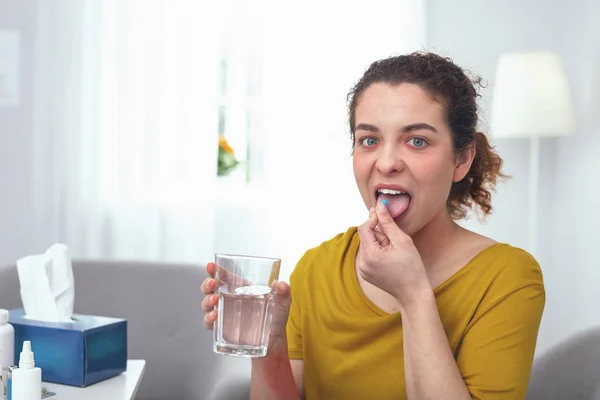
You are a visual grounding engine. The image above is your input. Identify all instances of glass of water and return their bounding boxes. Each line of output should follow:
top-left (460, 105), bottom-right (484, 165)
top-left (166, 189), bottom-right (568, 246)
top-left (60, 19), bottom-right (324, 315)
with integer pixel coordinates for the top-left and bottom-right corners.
top-left (213, 253), bottom-right (281, 357)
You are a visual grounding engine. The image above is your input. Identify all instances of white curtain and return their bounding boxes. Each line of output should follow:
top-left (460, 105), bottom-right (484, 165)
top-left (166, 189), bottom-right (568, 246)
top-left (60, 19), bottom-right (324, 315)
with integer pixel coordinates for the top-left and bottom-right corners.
top-left (28, 0), bottom-right (424, 270)
top-left (31, 0), bottom-right (225, 263)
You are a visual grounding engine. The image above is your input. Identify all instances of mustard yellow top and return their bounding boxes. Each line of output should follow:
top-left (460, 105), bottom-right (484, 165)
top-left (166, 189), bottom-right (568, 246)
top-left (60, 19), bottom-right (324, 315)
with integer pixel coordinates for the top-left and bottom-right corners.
top-left (287, 227), bottom-right (545, 399)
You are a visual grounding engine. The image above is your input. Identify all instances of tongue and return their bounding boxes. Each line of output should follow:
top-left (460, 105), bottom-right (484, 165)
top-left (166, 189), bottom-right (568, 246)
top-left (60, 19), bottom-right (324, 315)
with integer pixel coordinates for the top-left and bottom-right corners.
top-left (379, 194), bottom-right (410, 219)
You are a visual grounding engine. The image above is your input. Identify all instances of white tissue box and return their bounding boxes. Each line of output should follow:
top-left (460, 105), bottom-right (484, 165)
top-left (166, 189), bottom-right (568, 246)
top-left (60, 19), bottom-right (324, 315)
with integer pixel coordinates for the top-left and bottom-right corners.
top-left (9, 308), bottom-right (127, 387)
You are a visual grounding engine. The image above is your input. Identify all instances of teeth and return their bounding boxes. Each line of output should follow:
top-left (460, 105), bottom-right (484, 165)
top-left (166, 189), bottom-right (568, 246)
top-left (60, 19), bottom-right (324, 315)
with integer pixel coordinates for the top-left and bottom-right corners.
top-left (377, 188), bottom-right (405, 195)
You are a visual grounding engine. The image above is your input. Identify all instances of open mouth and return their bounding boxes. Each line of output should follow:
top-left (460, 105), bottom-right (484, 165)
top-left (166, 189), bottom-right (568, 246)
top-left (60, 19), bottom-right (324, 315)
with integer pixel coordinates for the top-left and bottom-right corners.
top-left (375, 188), bottom-right (412, 219)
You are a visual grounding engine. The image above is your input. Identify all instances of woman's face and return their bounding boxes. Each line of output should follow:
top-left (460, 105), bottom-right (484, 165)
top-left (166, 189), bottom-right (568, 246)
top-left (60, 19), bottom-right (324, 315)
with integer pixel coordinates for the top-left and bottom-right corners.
top-left (352, 83), bottom-right (473, 235)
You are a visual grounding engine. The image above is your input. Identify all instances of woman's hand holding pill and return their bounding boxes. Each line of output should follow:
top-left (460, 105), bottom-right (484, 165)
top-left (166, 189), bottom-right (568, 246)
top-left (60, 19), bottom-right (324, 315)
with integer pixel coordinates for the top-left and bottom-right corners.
top-left (356, 201), bottom-right (432, 312)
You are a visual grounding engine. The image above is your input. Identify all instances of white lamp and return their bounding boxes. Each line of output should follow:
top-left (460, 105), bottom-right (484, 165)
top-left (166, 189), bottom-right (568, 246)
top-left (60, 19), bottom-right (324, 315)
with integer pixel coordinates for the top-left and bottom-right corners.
top-left (490, 50), bottom-right (576, 257)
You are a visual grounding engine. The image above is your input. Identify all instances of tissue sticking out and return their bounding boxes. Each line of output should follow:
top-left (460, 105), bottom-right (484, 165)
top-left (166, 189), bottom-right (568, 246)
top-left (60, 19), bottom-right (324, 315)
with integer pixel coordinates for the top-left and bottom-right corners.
top-left (16, 244), bottom-right (75, 323)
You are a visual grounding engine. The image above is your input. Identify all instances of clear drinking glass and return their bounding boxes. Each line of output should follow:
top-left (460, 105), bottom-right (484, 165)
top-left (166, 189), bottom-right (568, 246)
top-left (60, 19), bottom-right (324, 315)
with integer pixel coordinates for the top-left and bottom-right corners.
top-left (213, 254), bottom-right (281, 357)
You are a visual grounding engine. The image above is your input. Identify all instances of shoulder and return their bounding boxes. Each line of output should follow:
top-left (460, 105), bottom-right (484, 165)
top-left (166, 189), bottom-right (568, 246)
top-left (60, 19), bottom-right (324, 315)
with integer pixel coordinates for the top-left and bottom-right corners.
top-left (459, 229), bottom-right (543, 288)
top-left (465, 243), bottom-right (545, 314)
top-left (478, 243), bottom-right (544, 289)
top-left (289, 226), bottom-right (358, 285)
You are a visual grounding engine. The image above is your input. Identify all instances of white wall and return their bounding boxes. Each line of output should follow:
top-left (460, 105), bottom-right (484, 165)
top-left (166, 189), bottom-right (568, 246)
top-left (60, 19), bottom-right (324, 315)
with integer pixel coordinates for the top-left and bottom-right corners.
top-left (551, 0), bottom-right (600, 351)
top-left (426, 0), bottom-right (600, 354)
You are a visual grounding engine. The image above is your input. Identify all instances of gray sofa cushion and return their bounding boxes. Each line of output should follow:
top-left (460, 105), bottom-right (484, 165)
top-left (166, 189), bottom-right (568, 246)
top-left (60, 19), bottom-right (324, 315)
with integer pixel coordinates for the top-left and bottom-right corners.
top-left (527, 326), bottom-right (600, 400)
top-left (0, 260), bottom-right (251, 400)
top-left (594, 384), bottom-right (600, 400)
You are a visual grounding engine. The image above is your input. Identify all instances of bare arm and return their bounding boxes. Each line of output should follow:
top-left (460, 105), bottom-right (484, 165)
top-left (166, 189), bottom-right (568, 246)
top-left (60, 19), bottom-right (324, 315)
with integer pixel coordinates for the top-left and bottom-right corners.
top-left (400, 292), bottom-right (471, 400)
top-left (249, 281), bottom-right (304, 400)
top-left (291, 360), bottom-right (304, 399)
top-left (250, 342), bottom-right (304, 400)
top-left (357, 204), bottom-right (471, 399)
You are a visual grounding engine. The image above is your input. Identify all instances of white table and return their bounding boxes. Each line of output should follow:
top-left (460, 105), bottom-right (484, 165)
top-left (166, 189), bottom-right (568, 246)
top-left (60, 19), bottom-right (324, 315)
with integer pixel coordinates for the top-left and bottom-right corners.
top-left (43, 360), bottom-right (146, 400)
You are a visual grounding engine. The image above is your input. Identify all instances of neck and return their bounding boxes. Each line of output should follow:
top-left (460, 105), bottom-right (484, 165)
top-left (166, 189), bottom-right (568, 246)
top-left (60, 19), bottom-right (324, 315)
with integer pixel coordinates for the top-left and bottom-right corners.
top-left (411, 209), bottom-right (463, 269)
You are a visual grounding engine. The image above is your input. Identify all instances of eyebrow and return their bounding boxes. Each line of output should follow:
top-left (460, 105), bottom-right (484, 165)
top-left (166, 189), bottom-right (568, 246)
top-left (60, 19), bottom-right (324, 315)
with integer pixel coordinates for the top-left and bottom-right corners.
top-left (355, 122), bottom-right (438, 134)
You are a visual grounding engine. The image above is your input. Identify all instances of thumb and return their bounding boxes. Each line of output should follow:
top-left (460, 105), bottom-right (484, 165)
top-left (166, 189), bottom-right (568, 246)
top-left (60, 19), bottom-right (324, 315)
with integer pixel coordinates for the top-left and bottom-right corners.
top-left (375, 202), bottom-right (407, 246)
top-left (270, 281), bottom-right (292, 338)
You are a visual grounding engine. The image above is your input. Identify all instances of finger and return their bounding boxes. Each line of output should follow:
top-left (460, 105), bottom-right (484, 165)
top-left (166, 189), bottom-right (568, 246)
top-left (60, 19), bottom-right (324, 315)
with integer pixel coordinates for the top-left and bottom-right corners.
top-left (375, 202), bottom-right (408, 247)
top-left (367, 207), bottom-right (378, 229)
top-left (365, 207), bottom-right (390, 246)
top-left (201, 277), bottom-right (216, 295)
top-left (373, 223), bottom-right (390, 246)
top-left (217, 266), bottom-right (253, 287)
top-left (203, 310), bottom-right (217, 330)
top-left (358, 208), bottom-right (382, 249)
top-left (373, 229), bottom-right (390, 247)
top-left (269, 282), bottom-right (292, 338)
top-left (201, 293), bottom-right (218, 313)
top-left (206, 262), bottom-right (217, 278)
top-left (369, 207), bottom-right (389, 246)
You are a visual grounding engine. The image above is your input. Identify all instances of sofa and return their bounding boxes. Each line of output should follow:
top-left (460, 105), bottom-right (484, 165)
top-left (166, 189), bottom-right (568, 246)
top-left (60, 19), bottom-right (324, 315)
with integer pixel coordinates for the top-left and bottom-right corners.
top-left (4, 260), bottom-right (600, 399)
top-left (0, 260), bottom-right (251, 400)
top-left (527, 325), bottom-right (600, 400)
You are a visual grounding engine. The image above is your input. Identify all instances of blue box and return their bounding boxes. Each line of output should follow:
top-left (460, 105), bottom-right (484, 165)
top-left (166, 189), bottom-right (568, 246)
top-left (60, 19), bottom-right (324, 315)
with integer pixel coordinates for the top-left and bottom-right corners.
top-left (8, 309), bottom-right (127, 387)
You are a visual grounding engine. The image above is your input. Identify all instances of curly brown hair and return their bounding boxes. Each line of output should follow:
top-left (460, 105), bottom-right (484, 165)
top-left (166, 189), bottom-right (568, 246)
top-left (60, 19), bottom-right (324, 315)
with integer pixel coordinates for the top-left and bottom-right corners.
top-left (347, 51), bottom-right (508, 220)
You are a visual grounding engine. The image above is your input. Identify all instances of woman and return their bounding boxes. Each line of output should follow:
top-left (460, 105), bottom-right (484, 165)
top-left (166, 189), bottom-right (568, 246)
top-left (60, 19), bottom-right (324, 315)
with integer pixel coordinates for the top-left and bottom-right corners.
top-left (201, 52), bottom-right (545, 399)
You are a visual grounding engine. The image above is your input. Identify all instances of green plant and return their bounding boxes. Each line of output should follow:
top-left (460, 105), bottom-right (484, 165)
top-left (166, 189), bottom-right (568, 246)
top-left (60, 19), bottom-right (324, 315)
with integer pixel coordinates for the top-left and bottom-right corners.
top-left (217, 135), bottom-right (239, 176)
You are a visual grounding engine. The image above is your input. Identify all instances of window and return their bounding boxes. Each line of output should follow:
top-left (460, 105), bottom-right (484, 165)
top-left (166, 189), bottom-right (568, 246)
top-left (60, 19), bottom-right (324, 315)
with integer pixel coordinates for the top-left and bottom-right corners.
top-left (217, 0), bottom-right (265, 185)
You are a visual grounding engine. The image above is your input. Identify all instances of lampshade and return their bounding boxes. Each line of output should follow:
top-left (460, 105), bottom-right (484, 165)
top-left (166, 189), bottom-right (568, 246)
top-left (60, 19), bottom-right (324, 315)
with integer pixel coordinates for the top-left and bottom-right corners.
top-left (490, 50), bottom-right (576, 139)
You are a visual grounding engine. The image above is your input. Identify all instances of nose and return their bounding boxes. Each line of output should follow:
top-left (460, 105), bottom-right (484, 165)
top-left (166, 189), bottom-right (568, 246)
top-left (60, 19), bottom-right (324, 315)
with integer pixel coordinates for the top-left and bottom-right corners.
top-left (376, 145), bottom-right (406, 175)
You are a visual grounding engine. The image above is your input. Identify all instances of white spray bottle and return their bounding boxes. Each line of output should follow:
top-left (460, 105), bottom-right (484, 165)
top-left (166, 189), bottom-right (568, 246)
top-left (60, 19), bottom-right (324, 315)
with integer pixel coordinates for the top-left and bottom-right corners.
top-left (11, 341), bottom-right (41, 400)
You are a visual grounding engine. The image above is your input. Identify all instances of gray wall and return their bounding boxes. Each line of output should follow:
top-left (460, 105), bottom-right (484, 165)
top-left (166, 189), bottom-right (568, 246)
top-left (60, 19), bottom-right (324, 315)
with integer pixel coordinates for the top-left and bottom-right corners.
top-left (0, 0), bottom-right (38, 265)
top-left (426, 0), bottom-right (600, 354)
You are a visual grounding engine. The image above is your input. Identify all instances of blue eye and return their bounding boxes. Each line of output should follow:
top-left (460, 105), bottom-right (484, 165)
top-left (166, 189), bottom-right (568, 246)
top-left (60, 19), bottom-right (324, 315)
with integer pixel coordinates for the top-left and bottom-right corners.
top-left (408, 137), bottom-right (427, 148)
top-left (360, 137), bottom-right (378, 147)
